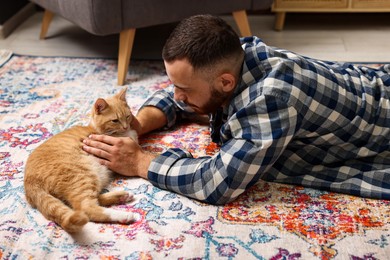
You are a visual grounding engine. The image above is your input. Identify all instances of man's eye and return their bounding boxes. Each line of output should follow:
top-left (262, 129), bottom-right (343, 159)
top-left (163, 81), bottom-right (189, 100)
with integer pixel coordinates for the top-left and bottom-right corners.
top-left (174, 85), bottom-right (185, 91)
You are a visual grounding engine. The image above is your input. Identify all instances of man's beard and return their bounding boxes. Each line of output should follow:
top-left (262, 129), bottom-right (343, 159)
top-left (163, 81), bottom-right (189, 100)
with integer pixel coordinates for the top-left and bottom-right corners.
top-left (200, 87), bottom-right (230, 115)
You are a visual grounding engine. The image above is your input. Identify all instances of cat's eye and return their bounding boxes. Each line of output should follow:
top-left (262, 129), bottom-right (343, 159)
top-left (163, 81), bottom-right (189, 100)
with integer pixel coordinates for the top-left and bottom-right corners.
top-left (111, 119), bottom-right (120, 123)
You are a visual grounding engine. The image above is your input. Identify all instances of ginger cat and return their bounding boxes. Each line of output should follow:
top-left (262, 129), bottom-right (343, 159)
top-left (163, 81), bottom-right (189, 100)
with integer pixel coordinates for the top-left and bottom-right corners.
top-left (24, 87), bottom-right (138, 233)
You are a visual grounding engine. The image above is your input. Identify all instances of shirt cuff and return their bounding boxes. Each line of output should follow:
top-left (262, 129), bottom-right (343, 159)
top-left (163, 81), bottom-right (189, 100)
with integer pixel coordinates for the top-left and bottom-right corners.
top-left (148, 148), bottom-right (193, 190)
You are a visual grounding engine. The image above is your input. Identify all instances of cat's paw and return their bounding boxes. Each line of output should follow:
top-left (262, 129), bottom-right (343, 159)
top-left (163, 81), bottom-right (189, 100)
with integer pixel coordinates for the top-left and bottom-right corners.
top-left (118, 212), bottom-right (135, 224)
top-left (98, 190), bottom-right (134, 206)
top-left (118, 191), bottom-right (134, 204)
top-left (103, 208), bottom-right (135, 224)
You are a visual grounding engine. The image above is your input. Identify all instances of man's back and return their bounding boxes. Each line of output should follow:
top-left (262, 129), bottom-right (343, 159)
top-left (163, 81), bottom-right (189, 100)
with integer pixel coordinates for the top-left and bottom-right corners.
top-left (236, 37), bottom-right (390, 199)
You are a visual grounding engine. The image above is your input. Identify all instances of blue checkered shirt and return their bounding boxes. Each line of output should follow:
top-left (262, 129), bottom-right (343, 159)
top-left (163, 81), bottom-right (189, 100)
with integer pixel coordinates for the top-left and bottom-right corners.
top-left (142, 36), bottom-right (390, 205)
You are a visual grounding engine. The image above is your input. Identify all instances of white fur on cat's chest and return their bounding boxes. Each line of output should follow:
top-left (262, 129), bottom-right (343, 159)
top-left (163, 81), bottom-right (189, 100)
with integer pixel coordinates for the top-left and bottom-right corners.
top-left (83, 129), bottom-right (138, 186)
top-left (86, 155), bottom-right (113, 187)
top-left (126, 129), bottom-right (138, 143)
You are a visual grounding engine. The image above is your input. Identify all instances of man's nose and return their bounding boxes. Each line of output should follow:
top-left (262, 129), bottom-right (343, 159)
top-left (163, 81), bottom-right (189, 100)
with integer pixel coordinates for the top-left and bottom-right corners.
top-left (174, 88), bottom-right (186, 101)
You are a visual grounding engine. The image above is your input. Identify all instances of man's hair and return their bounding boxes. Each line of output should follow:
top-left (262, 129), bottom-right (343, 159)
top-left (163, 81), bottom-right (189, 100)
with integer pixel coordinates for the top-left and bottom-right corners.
top-left (162, 14), bottom-right (243, 71)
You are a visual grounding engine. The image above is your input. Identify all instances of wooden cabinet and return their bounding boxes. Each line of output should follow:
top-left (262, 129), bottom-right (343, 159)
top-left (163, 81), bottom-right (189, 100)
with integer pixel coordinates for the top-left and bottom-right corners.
top-left (272, 0), bottom-right (390, 30)
top-left (0, 0), bottom-right (33, 39)
top-left (0, 0), bottom-right (28, 25)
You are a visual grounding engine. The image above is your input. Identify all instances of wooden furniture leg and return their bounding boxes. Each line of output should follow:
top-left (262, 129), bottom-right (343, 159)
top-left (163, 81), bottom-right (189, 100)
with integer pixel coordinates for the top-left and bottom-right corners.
top-left (274, 12), bottom-right (286, 31)
top-left (117, 28), bottom-right (136, 86)
top-left (40, 10), bottom-right (54, 39)
top-left (232, 10), bottom-right (252, 37)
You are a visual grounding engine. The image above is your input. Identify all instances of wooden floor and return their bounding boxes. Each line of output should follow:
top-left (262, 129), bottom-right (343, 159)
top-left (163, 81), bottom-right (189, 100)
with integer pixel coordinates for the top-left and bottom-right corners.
top-left (1, 11), bottom-right (390, 62)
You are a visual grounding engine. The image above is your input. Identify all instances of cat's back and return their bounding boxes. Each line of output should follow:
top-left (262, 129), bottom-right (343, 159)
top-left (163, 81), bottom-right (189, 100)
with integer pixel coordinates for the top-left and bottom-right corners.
top-left (25, 125), bottom-right (95, 175)
top-left (30, 125), bottom-right (93, 157)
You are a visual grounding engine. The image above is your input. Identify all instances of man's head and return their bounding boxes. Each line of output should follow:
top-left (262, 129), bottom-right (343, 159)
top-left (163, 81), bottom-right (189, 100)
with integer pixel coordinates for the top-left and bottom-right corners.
top-left (162, 14), bottom-right (245, 115)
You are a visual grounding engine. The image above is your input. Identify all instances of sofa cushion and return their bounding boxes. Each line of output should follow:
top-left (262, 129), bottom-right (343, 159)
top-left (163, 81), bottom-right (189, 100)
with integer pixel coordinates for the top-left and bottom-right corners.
top-left (251, 0), bottom-right (273, 10)
top-left (30, 0), bottom-right (273, 35)
top-left (122, 0), bottom-right (252, 29)
top-left (31, 0), bottom-right (122, 35)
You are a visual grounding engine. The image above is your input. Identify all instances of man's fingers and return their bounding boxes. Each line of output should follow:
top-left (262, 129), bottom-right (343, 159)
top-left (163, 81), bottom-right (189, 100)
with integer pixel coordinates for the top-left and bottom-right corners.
top-left (97, 158), bottom-right (111, 167)
top-left (83, 137), bottom-right (113, 152)
top-left (88, 134), bottom-right (118, 145)
top-left (82, 144), bottom-right (112, 160)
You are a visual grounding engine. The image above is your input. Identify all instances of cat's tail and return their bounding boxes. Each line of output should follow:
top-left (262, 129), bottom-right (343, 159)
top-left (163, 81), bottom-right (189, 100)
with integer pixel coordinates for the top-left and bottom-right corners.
top-left (25, 186), bottom-right (89, 233)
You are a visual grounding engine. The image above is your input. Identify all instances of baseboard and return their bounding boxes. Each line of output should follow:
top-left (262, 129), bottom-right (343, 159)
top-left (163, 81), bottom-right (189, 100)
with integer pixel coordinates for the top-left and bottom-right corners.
top-left (0, 3), bottom-right (36, 39)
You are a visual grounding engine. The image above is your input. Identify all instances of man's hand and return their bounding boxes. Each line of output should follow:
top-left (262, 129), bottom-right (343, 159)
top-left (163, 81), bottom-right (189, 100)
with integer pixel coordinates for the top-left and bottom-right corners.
top-left (82, 135), bottom-right (157, 179)
top-left (82, 106), bottom-right (167, 178)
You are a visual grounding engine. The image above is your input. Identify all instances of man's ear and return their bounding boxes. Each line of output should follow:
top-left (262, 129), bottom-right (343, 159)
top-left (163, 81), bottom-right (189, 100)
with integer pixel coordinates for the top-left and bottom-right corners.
top-left (219, 73), bottom-right (236, 93)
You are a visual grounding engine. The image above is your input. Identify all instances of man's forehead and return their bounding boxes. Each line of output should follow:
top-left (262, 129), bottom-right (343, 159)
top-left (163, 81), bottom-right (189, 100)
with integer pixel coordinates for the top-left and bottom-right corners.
top-left (165, 59), bottom-right (195, 83)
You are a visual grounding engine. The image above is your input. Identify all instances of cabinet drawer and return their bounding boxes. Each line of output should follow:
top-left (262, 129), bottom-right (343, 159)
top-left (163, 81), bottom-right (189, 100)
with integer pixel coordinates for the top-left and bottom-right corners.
top-left (352, 0), bottom-right (390, 8)
top-left (274, 0), bottom-right (348, 9)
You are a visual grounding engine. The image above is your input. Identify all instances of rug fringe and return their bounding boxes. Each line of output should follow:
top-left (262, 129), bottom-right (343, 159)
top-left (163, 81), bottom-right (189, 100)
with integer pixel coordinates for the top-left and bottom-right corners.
top-left (0, 49), bottom-right (13, 67)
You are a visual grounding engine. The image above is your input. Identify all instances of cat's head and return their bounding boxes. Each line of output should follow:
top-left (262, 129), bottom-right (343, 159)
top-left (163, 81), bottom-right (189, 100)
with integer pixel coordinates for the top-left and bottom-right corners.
top-left (90, 87), bottom-right (134, 137)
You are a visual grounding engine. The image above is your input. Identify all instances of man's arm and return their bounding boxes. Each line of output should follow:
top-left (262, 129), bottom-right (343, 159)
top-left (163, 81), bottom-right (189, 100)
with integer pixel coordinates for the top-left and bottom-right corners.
top-left (133, 106), bottom-right (168, 136)
top-left (147, 95), bottom-right (299, 205)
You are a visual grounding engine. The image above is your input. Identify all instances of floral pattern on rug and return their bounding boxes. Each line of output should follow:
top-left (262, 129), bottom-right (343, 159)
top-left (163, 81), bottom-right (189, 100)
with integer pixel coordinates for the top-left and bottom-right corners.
top-left (0, 56), bottom-right (389, 259)
top-left (219, 182), bottom-right (390, 259)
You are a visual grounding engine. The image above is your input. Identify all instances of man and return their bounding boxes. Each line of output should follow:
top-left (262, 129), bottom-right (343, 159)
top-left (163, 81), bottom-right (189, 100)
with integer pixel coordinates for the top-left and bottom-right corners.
top-left (83, 15), bottom-right (390, 205)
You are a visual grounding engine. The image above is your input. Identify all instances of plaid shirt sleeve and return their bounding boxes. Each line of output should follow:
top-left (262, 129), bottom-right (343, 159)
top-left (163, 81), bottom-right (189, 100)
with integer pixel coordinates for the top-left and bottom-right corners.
top-left (140, 84), bottom-right (178, 128)
top-left (148, 93), bottom-right (299, 205)
top-left (140, 84), bottom-right (198, 129)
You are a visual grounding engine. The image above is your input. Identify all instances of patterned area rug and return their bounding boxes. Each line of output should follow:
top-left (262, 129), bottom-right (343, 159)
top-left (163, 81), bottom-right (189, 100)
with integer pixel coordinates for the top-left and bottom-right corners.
top-left (0, 54), bottom-right (389, 259)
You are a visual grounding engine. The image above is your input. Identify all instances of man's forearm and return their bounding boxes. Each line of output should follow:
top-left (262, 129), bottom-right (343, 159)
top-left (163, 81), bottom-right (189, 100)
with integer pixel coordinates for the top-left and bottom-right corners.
top-left (135, 106), bottom-right (168, 135)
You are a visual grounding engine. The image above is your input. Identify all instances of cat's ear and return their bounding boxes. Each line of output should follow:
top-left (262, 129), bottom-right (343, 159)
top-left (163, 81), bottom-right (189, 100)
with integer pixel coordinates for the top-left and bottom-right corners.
top-left (117, 87), bottom-right (128, 102)
top-left (94, 98), bottom-right (108, 114)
